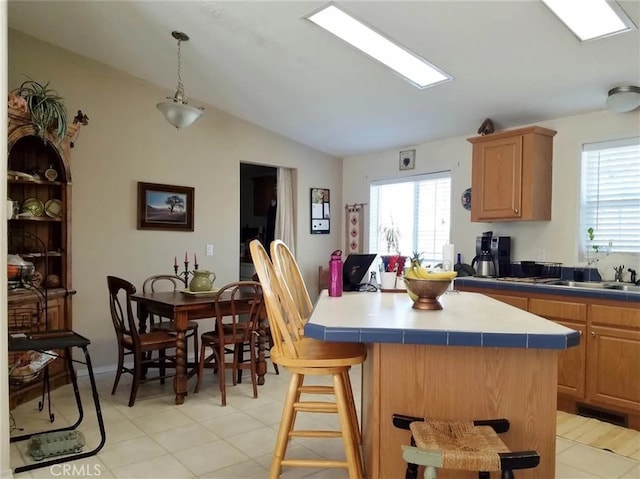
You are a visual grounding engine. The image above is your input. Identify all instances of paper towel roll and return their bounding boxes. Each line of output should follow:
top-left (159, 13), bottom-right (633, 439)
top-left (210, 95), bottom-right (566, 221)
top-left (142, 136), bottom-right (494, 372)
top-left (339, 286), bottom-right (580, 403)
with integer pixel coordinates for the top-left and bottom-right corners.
top-left (443, 244), bottom-right (455, 290)
top-left (442, 244), bottom-right (455, 271)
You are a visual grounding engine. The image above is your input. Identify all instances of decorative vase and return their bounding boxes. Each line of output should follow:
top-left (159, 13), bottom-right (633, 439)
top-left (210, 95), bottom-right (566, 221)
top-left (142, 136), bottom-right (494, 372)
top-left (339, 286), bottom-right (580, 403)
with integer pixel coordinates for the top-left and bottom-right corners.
top-left (188, 270), bottom-right (216, 292)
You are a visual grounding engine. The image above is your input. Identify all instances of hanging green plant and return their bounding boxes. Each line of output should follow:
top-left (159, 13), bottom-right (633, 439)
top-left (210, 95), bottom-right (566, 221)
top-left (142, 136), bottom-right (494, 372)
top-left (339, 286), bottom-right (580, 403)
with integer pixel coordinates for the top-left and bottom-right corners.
top-left (12, 79), bottom-right (68, 141)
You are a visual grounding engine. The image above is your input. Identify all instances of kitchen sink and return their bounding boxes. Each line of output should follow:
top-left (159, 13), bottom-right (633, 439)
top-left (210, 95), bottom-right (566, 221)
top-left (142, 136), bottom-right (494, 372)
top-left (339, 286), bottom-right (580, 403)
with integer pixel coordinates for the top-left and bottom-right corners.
top-left (549, 280), bottom-right (608, 289)
top-left (603, 283), bottom-right (640, 292)
top-left (549, 280), bottom-right (640, 292)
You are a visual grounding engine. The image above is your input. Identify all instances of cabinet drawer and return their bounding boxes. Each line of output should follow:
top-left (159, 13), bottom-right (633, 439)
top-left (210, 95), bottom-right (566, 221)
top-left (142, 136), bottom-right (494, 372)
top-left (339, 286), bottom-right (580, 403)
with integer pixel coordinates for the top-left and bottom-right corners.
top-left (486, 293), bottom-right (528, 310)
top-left (529, 298), bottom-right (586, 322)
top-left (590, 304), bottom-right (640, 329)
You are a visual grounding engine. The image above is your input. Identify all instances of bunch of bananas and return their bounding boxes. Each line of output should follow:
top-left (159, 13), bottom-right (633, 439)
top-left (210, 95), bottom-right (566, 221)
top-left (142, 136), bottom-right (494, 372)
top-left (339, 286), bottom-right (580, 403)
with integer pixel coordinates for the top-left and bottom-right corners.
top-left (405, 264), bottom-right (457, 281)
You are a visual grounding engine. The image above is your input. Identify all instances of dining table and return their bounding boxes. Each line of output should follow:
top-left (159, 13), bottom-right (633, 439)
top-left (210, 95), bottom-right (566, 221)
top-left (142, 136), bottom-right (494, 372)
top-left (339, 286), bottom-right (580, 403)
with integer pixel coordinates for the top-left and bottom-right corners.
top-left (131, 289), bottom-right (267, 405)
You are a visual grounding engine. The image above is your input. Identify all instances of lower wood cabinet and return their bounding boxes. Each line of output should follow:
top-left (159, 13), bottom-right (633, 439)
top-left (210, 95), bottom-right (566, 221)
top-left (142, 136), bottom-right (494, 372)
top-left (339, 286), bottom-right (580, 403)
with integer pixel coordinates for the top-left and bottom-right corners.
top-left (587, 305), bottom-right (640, 413)
top-left (458, 286), bottom-right (640, 430)
top-left (529, 298), bottom-right (587, 399)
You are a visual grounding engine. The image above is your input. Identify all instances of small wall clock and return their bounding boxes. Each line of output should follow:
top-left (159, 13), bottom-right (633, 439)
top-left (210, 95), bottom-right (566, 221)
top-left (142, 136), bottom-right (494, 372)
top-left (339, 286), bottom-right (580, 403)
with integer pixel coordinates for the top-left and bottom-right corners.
top-left (399, 149), bottom-right (416, 170)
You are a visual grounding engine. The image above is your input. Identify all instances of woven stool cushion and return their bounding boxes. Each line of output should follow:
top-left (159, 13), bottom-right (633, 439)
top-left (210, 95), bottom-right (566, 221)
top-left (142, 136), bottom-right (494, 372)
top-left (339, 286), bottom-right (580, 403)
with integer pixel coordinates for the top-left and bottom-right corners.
top-left (409, 420), bottom-right (511, 471)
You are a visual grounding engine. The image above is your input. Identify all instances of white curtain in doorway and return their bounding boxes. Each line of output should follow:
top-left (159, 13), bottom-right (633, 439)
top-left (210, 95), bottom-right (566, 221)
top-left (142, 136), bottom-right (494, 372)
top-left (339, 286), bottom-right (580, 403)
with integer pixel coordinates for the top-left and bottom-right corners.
top-left (275, 168), bottom-right (295, 255)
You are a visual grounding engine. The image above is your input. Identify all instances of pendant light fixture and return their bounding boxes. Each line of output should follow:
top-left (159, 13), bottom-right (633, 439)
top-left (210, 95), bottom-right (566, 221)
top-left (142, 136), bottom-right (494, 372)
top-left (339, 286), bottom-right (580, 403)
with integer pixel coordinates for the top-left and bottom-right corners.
top-left (157, 31), bottom-right (204, 129)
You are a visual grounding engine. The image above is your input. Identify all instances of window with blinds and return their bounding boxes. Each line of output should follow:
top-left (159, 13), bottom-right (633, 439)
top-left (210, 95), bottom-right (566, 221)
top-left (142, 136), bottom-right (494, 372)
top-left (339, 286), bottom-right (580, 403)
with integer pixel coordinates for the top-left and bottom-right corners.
top-left (580, 137), bottom-right (640, 259)
top-left (369, 172), bottom-right (451, 264)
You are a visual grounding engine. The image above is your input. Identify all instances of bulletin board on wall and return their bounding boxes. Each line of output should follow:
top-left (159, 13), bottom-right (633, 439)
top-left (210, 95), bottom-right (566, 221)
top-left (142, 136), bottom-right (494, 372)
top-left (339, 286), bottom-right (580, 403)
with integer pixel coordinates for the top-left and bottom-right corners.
top-left (310, 188), bottom-right (330, 234)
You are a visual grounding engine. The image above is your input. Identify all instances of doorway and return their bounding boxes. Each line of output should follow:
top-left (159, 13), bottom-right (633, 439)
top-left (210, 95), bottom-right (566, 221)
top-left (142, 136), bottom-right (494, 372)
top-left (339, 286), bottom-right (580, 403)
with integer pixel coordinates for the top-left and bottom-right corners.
top-left (239, 163), bottom-right (277, 279)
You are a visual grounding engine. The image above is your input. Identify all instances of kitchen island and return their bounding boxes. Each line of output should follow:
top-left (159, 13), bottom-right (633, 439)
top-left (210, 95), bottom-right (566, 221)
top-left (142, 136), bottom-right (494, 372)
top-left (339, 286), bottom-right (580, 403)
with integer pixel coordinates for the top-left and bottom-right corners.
top-left (305, 290), bottom-right (580, 479)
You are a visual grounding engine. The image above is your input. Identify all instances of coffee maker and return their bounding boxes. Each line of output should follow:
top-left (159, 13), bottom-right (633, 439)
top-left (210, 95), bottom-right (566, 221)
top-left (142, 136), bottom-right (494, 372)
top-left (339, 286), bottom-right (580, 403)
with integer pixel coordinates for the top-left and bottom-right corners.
top-left (472, 232), bottom-right (511, 277)
top-left (490, 236), bottom-right (511, 277)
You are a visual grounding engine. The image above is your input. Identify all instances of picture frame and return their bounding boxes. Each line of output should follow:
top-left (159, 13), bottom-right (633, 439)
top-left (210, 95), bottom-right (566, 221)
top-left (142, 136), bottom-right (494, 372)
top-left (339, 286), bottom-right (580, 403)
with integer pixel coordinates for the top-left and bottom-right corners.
top-left (137, 182), bottom-right (194, 231)
top-left (310, 188), bottom-right (330, 234)
top-left (399, 149), bottom-right (416, 170)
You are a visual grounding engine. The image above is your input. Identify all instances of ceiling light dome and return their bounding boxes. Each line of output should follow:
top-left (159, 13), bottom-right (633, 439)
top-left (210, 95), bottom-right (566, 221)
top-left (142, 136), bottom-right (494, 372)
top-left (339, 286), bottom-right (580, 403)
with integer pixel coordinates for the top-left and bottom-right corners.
top-left (157, 31), bottom-right (204, 129)
top-left (606, 85), bottom-right (640, 113)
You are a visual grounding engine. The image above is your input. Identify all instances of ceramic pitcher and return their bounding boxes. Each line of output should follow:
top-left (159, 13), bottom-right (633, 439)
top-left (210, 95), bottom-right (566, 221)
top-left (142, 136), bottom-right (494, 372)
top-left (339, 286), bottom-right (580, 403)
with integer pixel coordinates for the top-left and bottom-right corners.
top-left (189, 270), bottom-right (216, 292)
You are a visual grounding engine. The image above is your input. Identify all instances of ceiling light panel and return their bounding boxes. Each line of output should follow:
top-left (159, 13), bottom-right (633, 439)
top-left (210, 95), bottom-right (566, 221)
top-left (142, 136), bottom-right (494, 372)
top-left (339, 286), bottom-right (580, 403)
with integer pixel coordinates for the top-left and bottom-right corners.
top-left (305, 3), bottom-right (451, 89)
top-left (541, 0), bottom-right (636, 41)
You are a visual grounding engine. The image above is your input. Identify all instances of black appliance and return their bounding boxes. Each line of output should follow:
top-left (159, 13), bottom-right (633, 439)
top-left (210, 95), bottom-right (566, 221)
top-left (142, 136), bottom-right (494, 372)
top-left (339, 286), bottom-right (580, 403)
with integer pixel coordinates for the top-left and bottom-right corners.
top-left (471, 232), bottom-right (511, 277)
top-left (490, 236), bottom-right (511, 277)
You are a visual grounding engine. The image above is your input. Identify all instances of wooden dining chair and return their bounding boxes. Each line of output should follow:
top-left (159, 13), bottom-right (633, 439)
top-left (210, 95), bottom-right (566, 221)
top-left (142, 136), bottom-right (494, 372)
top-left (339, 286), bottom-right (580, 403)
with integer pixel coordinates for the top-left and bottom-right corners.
top-left (142, 274), bottom-right (199, 372)
top-left (107, 276), bottom-right (178, 407)
top-left (193, 281), bottom-right (263, 406)
top-left (250, 239), bottom-right (367, 479)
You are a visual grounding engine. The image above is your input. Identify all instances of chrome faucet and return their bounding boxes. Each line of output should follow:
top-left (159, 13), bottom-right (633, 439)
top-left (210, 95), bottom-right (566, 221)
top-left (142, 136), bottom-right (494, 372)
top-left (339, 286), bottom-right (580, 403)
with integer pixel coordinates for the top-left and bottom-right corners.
top-left (628, 268), bottom-right (638, 285)
top-left (613, 265), bottom-right (625, 282)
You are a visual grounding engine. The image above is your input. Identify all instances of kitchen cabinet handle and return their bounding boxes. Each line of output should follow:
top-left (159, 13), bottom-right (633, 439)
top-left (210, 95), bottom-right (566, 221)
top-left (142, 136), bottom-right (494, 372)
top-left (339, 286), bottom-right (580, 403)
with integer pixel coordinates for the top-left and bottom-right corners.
top-left (513, 208), bottom-right (519, 214)
top-left (590, 331), bottom-right (595, 336)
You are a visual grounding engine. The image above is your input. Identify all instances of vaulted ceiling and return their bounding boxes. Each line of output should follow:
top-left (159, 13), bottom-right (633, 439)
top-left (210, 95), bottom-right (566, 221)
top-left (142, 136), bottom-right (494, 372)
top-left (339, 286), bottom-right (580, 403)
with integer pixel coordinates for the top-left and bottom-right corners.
top-left (7, 1), bottom-right (640, 157)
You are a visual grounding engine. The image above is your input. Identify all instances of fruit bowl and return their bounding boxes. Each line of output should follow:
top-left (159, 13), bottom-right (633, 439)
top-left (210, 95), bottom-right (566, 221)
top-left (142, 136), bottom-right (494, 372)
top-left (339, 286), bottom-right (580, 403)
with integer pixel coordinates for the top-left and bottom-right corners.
top-left (403, 274), bottom-right (456, 310)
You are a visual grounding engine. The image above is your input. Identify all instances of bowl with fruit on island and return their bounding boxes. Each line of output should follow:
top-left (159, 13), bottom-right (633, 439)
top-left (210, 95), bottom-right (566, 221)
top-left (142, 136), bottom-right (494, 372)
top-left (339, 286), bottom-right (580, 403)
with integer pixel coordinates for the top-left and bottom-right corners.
top-left (404, 262), bottom-right (457, 310)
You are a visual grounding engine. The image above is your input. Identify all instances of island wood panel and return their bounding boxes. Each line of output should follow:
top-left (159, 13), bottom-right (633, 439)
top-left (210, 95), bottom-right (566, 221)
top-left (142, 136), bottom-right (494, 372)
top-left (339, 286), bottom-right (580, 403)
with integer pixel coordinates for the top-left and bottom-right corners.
top-left (362, 343), bottom-right (558, 479)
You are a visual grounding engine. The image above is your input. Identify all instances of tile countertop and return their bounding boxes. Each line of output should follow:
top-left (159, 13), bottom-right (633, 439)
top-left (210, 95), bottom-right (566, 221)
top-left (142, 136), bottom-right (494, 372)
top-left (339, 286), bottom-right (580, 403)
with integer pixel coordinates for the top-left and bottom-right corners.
top-left (454, 276), bottom-right (640, 303)
top-left (305, 290), bottom-right (580, 350)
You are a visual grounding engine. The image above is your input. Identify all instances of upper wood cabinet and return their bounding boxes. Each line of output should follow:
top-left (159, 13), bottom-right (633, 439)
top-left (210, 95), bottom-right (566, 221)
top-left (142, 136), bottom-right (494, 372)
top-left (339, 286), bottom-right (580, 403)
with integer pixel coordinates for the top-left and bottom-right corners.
top-left (467, 126), bottom-right (557, 222)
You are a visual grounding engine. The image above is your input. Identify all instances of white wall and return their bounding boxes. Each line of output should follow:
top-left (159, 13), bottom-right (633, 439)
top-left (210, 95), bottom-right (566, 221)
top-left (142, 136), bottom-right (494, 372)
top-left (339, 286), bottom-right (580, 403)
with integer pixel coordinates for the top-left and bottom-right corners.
top-left (343, 110), bottom-right (640, 268)
top-left (7, 29), bottom-right (343, 369)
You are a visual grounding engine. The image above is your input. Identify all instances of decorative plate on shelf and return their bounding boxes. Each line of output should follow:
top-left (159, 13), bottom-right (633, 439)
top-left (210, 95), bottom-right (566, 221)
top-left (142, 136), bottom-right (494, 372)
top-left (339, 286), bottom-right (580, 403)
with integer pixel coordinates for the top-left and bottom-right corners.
top-left (44, 166), bottom-right (58, 181)
top-left (45, 199), bottom-right (63, 218)
top-left (461, 188), bottom-right (472, 211)
top-left (21, 198), bottom-right (45, 217)
top-left (181, 288), bottom-right (219, 297)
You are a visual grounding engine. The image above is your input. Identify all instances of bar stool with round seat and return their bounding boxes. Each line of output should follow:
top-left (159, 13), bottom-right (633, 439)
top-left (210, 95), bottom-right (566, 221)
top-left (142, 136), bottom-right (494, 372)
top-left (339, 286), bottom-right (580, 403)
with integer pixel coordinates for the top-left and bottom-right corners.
top-left (250, 239), bottom-right (366, 479)
top-left (270, 239), bottom-right (362, 446)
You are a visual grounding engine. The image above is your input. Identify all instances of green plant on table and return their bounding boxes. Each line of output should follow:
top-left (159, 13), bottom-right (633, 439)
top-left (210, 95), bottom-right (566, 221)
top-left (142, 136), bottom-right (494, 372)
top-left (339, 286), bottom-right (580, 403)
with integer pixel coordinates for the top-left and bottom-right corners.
top-left (12, 79), bottom-right (68, 141)
top-left (380, 218), bottom-right (400, 255)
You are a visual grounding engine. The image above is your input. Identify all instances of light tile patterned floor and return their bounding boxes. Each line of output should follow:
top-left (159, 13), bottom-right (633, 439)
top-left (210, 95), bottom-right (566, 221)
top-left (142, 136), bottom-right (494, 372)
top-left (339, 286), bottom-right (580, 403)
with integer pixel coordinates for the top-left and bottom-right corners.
top-left (9, 365), bottom-right (640, 478)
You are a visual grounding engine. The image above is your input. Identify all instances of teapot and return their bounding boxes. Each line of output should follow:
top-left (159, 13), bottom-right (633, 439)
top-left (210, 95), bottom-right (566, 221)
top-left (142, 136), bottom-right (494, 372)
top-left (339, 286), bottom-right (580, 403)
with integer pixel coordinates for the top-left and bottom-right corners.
top-left (188, 270), bottom-right (216, 292)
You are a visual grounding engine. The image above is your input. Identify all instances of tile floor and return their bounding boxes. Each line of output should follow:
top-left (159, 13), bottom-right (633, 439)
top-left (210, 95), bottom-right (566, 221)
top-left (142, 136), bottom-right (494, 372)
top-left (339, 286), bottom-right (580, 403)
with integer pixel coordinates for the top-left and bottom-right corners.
top-left (9, 364), bottom-right (640, 479)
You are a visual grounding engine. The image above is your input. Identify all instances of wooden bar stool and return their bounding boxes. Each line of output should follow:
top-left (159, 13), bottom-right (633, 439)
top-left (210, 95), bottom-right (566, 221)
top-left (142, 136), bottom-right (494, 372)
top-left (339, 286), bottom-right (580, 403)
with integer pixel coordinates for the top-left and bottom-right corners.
top-left (251, 239), bottom-right (366, 479)
top-left (393, 414), bottom-right (540, 479)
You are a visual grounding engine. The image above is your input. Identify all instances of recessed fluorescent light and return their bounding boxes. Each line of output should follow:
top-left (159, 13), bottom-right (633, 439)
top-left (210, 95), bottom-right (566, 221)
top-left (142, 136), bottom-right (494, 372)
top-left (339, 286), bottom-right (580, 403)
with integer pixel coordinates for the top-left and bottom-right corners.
top-left (304, 3), bottom-right (451, 89)
top-left (541, 0), bottom-right (636, 41)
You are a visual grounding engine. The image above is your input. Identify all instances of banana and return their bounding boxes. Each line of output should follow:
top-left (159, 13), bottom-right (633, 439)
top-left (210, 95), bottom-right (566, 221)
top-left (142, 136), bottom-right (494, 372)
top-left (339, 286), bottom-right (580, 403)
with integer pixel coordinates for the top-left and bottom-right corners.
top-left (425, 271), bottom-right (458, 280)
top-left (405, 266), bottom-right (420, 280)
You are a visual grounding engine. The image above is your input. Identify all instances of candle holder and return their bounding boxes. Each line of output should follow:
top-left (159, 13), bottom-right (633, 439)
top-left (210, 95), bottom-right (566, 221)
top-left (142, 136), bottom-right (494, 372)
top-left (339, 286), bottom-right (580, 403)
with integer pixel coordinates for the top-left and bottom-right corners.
top-left (174, 260), bottom-right (198, 288)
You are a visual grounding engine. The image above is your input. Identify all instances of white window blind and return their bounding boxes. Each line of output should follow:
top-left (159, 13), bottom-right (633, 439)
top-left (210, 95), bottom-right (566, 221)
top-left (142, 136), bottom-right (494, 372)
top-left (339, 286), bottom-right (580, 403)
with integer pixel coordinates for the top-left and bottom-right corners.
top-left (580, 137), bottom-right (640, 258)
top-left (370, 172), bottom-right (451, 264)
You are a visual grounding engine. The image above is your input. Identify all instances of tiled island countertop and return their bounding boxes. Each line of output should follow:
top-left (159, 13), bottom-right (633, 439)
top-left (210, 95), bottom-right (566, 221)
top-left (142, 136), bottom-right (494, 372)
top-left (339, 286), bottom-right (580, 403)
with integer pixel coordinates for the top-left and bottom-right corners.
top-left (304, 290), bottom-right (577, 479)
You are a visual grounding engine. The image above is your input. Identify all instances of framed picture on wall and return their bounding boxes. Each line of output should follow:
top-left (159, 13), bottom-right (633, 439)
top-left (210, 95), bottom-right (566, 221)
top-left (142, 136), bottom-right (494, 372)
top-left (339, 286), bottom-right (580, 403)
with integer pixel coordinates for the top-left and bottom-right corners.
top-left (310, 188), bottom-right (330, 234)
top-left (137, 182), bottom-right (194, 231)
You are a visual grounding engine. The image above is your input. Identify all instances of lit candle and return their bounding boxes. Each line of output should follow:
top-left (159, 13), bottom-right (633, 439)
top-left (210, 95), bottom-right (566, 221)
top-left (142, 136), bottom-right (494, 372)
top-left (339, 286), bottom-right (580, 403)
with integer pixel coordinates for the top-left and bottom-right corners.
top-left (184, 251), bottom-right (188, 263)
top-left (194, 253), bottom-right (198, 265)
top-left (174, 256), bottom-right (178, 267)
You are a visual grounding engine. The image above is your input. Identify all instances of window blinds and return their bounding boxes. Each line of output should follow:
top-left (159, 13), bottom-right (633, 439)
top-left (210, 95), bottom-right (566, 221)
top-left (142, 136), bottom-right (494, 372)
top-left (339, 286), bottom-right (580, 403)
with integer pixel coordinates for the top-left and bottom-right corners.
top-left (580, 137), bottom-right (640, 257)
top-left (370, 172), bottom-right (451, 263)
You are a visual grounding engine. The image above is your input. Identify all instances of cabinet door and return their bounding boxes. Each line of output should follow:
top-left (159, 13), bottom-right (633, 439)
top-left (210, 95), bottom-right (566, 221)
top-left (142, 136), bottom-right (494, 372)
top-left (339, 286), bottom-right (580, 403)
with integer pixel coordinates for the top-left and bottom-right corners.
top-left (555, 320), bottom-right (587, 398)
top-left (587, 305), bottom-right (640, 412)
top-left (529, 299), bottom-right (587, 399)
top-left (471, 135), bottom-right (522, 221)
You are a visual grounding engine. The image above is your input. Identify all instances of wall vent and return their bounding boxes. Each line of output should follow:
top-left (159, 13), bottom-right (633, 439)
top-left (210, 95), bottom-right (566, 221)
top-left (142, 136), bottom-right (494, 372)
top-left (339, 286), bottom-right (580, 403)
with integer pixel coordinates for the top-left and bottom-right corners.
top-left (576, 403), bottom-right (628, 428)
